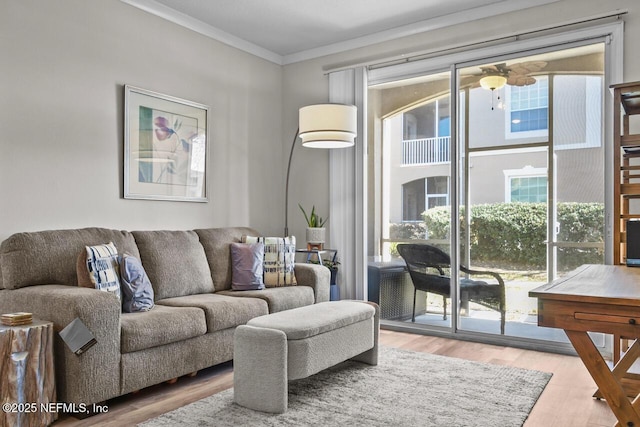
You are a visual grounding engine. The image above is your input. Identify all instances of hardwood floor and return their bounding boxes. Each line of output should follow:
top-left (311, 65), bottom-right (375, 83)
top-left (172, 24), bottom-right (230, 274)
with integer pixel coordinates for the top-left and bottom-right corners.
top-left (53, 330), bottom-right (616, 426)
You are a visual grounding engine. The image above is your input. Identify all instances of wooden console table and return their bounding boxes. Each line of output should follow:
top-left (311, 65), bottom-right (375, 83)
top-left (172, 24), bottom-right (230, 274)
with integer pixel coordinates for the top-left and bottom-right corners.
top-left (530, 264), bottom-right (640, 427)
top-left (0, 320), bottom-right (57, 427)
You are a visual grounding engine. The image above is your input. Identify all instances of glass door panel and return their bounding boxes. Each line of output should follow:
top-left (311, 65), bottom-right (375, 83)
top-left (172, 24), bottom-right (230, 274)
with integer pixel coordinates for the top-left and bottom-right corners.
top-left (368, 70), bottom-right (452, 330)
top-left (456, 44), bottom-right (605, 342)
top-left (552, 74), bottom-right (605, 274)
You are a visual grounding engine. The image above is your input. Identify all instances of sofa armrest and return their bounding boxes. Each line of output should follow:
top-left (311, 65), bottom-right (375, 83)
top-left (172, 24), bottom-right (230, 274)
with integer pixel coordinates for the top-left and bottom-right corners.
top-left (294, 263), bottom-right (330, 303)
top-left (0, 285), bottom-right (121, 405)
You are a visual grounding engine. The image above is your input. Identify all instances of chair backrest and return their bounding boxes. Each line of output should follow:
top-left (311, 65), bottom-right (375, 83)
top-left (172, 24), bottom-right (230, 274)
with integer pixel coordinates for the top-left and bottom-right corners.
top-left (396, 244), bottom-right (453, 295)
top-left (397, 244), bottom-right (451, 273)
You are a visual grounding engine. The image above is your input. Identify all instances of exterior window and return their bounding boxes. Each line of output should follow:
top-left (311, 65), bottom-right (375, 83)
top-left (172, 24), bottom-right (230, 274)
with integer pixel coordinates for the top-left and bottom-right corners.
top-left (402, 179), bottom-right (425, 221)
top-left (401, 97), bottom-right (451, 165)
top-left (426, 176), bottom-right (449, 208)
top-left (506, 77), bottom-right (549, 139)
top-left (402, 176), bottom-right (449, 221)
top-left (511, 108), bottom-right (548, 132)
top-left (510, 176), bottom-right (547, 202)
top-left (504, 167), bottom-right (547, 202)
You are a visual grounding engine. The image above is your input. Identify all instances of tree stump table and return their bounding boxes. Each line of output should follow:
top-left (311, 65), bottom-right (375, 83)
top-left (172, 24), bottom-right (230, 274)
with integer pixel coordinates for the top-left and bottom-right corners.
top-left (0, 320), bottom-right (57, 427)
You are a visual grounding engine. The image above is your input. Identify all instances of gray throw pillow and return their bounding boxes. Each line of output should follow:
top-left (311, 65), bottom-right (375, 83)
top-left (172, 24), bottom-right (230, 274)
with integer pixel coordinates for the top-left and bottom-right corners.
top-left (120, 254), bottom-right (155, 313)
top-left (231, 242), bottom-right (265, 291)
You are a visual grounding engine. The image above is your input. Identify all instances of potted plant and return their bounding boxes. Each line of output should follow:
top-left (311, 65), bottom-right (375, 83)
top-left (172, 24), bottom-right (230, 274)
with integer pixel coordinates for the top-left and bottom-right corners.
top-left (323, 259), bottom-right (340, 286)
top-left (308, 258), bottom-right (340, 287)
top-left (299, 204), bottom-right (327, 248)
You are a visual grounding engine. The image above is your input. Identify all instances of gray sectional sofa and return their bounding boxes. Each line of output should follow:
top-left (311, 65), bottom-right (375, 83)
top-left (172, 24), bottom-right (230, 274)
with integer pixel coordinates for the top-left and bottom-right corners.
top-left (0, 226), bottom-right (330, 407)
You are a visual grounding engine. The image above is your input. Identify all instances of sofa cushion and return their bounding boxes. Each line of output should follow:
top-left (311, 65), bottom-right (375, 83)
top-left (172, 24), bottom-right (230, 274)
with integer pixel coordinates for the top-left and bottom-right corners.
top-left (0, 228), bottom-right (139, 290)
top-left (132, 230), bottom-right (214, 300)
top-left (157, 293), bottom-right (268, 333)
top-left (120, 305), bottom-right (206, 353)
top-left (194, 227), bottom-right (260, 292)
top-left (217, 286), bottom-right (314, 313)
top-left (230, 242), bottom-right (265, 291)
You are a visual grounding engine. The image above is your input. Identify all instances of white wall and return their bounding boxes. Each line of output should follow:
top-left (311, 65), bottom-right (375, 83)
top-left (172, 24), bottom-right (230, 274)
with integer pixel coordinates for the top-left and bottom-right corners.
top-left (0, 0), bottom-right (283, 242)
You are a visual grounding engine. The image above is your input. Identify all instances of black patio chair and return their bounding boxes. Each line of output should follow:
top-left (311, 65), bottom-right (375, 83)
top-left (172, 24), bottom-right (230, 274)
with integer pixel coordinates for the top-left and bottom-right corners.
top-left (396, 243), bottom-right (506, 334)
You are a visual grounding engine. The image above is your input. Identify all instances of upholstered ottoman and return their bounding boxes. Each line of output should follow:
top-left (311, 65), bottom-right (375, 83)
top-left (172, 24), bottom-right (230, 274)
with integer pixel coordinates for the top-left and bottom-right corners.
top-left (233, 300), bottom-right (379, 413)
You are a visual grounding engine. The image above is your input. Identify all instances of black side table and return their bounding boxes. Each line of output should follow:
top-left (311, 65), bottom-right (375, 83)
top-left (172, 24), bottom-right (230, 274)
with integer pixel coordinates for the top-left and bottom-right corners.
top-left (367, 256), bottom-right (426, 320)
top-left (296, 249), bottom-right (339, 300)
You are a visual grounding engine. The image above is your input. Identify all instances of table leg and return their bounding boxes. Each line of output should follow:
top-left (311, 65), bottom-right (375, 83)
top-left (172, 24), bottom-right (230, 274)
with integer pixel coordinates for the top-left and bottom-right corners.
top-left (566, 330), bottom-right (640, 427)
top-left (595, 339), bottom-right (640, 399)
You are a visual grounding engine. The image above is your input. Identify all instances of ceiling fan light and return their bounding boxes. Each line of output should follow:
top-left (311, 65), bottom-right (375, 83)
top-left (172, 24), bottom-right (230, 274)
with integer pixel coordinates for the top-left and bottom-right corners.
top-left (480, 75), bottom-right (507, 91)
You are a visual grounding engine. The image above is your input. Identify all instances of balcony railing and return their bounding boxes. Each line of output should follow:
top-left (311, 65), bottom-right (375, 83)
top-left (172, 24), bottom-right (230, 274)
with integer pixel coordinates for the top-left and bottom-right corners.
top-left (402, 136), bottom-right (450, 165)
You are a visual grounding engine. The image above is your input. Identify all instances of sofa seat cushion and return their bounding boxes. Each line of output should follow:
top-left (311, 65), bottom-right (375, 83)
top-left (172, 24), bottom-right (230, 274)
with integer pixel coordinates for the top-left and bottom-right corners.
top-left (217, 286), bottom-right (314, 313)
top-left (120, 305), bottom-right (206, 353)
top-left (157, 294), bottom-right (268, 333)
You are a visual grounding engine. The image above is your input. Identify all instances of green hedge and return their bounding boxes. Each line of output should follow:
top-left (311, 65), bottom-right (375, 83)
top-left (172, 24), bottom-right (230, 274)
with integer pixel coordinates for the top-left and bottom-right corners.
top-left (389, 222), bottom-right (427, 240)
top-left (414, 202), bottom-right (604, 270)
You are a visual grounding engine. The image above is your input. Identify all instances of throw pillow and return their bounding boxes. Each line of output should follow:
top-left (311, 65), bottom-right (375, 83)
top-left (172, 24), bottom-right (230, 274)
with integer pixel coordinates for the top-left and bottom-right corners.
top-left (120, 254), bottom-right (155, 313)
top-left (243, 236), bottom-right (297, 287)
top-left (76, 242), bottom-right (122, 300)
top-left (230, 242), bottom-right (265, 291)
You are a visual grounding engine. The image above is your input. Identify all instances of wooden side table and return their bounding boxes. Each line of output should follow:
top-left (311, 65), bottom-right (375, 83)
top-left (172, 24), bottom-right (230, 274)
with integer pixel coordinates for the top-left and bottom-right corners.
top-left (530, 265), bottom-right (640, 426)
top-left (0, 320), bottom-right (57, 427)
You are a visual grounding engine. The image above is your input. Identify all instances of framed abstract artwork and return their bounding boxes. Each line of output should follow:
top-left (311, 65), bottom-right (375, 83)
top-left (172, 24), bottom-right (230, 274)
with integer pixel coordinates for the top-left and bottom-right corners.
top-left (124, 85), bottom-right (209, 202)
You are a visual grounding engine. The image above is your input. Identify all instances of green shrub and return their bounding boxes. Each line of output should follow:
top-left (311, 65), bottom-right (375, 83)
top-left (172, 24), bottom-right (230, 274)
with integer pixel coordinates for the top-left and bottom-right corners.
top-left (556, 202), bottom-right (605, 269)
top-left (389, 222), bottom-right (427, 240)
top-left (417, 202), bottom-right (604, 270)
top-left (420, 206), bottom-right (451, 240)
top-left (471, 203), bottom-right (547, 266)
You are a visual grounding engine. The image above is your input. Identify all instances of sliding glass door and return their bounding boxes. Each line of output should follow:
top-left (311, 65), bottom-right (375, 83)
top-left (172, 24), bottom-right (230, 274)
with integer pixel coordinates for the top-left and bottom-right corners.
top-left (367, 36), bottom-right (611, 347)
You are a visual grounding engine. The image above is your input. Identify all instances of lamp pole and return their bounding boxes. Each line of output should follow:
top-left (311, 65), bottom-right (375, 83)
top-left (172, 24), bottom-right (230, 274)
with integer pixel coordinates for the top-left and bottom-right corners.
top-left (284, 128), bottom-right (300, 237)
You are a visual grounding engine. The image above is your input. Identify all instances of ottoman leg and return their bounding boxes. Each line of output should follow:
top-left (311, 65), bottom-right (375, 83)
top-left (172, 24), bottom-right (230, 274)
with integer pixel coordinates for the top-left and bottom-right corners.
top-left (234, 325), bottom-right (289, 413)
top-left (350, 301), bottom-right (380, 366)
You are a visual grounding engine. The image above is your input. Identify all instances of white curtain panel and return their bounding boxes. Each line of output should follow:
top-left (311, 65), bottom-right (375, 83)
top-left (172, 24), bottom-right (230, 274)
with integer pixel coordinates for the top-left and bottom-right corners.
top-left (328, 68), bottom-right (367, 300)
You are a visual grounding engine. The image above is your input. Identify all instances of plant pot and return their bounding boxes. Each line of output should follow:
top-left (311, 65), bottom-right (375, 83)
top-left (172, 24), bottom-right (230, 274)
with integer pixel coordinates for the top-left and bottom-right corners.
top-left (329, 267), bottom-right (338, 286)
top-left (306, 227), bottom-right (326, 245)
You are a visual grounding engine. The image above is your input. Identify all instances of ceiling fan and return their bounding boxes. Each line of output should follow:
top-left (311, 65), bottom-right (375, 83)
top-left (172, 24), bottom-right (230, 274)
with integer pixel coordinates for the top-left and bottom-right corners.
top-left (470, 61), bottom-right (548, 91)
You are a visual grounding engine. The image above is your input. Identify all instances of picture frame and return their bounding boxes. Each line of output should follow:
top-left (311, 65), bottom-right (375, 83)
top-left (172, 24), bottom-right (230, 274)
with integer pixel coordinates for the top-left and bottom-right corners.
top-left (124, 85), bottom-right (209, 202)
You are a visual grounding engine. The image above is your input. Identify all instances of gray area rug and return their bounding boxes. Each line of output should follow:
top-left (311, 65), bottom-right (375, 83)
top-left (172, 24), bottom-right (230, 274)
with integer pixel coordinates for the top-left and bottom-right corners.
top-left (139, 346), bottom-right (551, 427)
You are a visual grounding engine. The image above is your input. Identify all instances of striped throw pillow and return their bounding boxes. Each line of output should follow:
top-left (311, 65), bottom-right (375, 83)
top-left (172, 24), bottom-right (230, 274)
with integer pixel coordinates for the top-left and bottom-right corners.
top-left (242, 236), bottom-right (297, 287)
top-left (83, 242), bottom-right (122, 299)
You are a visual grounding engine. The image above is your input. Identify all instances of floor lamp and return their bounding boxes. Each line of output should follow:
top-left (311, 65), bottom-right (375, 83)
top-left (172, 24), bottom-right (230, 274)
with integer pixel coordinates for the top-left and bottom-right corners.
top-left (284, 104), bottom-right (357, 237)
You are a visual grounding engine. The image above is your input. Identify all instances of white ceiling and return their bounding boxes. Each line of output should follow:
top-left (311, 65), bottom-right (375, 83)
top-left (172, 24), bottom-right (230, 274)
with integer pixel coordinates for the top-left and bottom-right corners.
top-left (122, 0), bottom-right (559, 65)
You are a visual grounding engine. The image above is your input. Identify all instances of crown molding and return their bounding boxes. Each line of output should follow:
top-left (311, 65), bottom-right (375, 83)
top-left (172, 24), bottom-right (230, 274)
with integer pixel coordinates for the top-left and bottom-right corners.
top-left (282, 0), bottom-right (561, 65)
top-left (120, 0), bottom-right (284, 64)
top-left (122, 0), bottom-right (560, 66)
